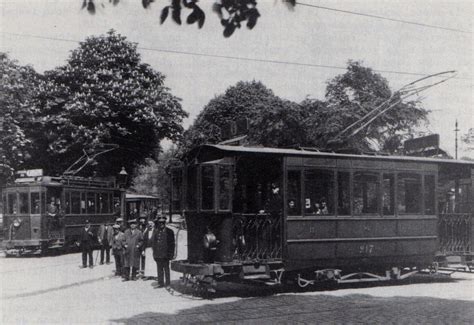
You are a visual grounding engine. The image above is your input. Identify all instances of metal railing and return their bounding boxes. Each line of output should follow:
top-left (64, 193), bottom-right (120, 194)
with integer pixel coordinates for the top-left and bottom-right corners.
top-left (438, 213), bottom-right (472, 255)
top-left (232, 213), bottom-right (282, 261)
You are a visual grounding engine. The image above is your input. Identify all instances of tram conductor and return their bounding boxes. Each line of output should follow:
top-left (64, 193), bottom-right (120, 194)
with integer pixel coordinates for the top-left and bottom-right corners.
top-left (151, 215), bottom-right (175, 288)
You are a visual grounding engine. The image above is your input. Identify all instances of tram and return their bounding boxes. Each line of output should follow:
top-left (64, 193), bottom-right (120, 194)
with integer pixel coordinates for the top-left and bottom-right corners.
top-left (125, 193), bottom-right (160, 221)
top-left (170, 144), bottom-right (474, 288)
top-left (2, 169), bottom-right (125, 255)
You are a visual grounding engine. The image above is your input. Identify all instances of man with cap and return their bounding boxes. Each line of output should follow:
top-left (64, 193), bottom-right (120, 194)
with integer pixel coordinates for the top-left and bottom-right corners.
top-left (111, 224), bottom-right (126, 276)
top-left (151, 215), bottom-right (175, 288)
top-left (123, 219), bottom-right (143, 281)
top-left (80, 220), bottom-right (95, 268)
top-left (115, 217), bottom-right (126, 232)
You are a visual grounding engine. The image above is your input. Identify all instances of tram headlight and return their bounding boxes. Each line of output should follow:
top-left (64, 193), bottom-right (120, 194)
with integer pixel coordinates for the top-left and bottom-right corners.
top-left (203, 231), bottom-right (218, 251)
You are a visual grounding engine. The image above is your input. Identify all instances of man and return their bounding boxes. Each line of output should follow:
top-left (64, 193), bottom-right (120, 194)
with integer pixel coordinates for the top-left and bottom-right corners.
top-left (97, 222), bottom-right (114, 264)
top-left (151, 215), bottom-right (175, 288)
top-left (123, 219), bottom-right (143, 281)
top-left (80, 220), bottom-right (95, 268)
top-left (115, 217), bottom-right (125, 232)
top-left (111, 224), bottom-right (126, 276)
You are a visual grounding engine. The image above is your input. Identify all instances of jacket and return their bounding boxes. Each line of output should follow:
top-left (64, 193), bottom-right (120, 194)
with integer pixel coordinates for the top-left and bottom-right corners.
top-left (111, 231), bottom-right (126, 254)
top-left (80, 227), bottom-right (95, 249)
top-left (123, 228), bottom-right (143, 268)
top-left (97, 224), bottom-right (114, 245)
top-left (151, 226), bottom-right (175, 260)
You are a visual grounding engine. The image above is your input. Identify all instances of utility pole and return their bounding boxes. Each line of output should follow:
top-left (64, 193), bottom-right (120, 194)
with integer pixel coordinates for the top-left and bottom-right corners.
top-left (454, 120), bottom-right (460, 160)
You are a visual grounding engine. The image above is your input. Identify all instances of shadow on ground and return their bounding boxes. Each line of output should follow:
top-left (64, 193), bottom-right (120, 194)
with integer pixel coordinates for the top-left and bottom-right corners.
top-left (111, 293), bottom-right (474, 324)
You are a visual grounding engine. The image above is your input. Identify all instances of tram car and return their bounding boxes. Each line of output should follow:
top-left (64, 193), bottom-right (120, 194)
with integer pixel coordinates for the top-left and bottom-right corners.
top-left (2, 169), bottom-right (125, 256)
top-left (170, 144), bottom-right (474, 288)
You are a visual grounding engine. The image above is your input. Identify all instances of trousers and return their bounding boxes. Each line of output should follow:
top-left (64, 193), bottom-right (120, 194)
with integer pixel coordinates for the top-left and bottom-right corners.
top-left (155, 258), bottom-right (170, 286)
top-left (113, 252), bottom-right (123, 275)
top-left (82, 246), bottom-right (93, 267)
top-left (100, 241), bottom-right (111, 263)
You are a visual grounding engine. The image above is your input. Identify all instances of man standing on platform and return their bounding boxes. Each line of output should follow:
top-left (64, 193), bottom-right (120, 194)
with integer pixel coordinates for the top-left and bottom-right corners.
top-left (80, 220), bottom-right (95, 268)
top-left (123, 219), bottom-right (143, 281)
top-left (97, 222), bottom-right (114, 264)
top-left (151, 215), bottom-right (175, 288)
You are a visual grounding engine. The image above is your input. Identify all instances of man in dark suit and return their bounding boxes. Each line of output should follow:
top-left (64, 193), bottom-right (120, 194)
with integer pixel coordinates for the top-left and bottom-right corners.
top-left (97, 222), bottom-right (114, 264)
top-left (80, 220), bottom-right (95, 268)
top-left (151, 215), bottom-right (175, 288)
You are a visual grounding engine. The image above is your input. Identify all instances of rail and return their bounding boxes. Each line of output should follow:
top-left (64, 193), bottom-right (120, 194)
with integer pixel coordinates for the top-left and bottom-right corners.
top-left (232, 213), bottom-right (282, 261)
top-left (438, 213), bottom-right (473, 255)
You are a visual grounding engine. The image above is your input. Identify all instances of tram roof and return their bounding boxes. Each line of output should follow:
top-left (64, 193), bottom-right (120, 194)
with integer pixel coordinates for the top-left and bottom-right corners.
top-left (195, 144), bottom-right (474, 167)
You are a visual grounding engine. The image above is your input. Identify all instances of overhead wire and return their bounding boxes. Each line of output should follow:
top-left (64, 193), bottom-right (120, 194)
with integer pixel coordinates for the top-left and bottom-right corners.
top-left (296, 1), bottom-right (472, 35)
top-left (1, 31), bottom-right (471, 81)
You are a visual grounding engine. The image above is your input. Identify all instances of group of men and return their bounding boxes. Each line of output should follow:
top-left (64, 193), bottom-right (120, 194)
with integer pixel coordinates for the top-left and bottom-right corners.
top-left (80, 214), bottom-right (175, 288)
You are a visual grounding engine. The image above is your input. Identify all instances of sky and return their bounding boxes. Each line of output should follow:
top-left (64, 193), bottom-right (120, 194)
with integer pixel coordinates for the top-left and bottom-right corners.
top-left (1, 0), bottom-right (472, 158)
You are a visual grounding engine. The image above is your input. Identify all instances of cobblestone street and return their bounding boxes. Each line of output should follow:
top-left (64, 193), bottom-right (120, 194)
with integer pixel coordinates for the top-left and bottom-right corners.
top-left (1, 239), bottom-right (473, 325)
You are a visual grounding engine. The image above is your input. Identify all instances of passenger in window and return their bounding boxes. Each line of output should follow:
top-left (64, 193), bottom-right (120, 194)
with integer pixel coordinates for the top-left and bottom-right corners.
top-left (288, 200), bottom-right (298, 215)
top-left (320, 199), bottom-right (329, 215)
top-left (33, 199), bottom-right (40, 214)
top-left (314, 203), bottom-right (322, 215)
top-left (47, 200), bottom-right (58, 217)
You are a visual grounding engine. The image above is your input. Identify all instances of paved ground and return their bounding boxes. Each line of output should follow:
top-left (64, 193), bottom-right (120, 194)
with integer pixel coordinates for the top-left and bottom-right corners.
top-left (1, 229), bottom-right (473, 324)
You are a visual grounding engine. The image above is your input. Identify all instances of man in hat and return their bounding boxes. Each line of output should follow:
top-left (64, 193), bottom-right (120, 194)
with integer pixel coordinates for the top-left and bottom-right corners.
top-left (137, 216), bottom-right (148, 278)
top-left (97, 222), bottom-right (114, 264)
top-left (111, 224), bottom-right (126, 276)
top-left (151, 215), bottom-right (175, 288)
top-left (123, 219), bottom-right (143, 281)
top-left (80, 220), bottom-right (95, 268)
top-left (115, 217), bottom-right (125, 232)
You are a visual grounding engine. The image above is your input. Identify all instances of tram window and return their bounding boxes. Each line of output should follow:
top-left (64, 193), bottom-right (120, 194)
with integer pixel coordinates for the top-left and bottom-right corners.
top-left (2, 192), bottom-right (6, 214)
top-left (87, 193), bottom-right (96, 214)
top-left (187, 166), bottom-right (197, 210)
top-left (19, 192), bottom-right (29, 214)
top-left (171, 169), bottom-right (183, 212)
top-left (382, 174), bottom-right (395, 215)
top-left (201, 165), bottom-right (215, 210)
top-left (398, 173), bottom-right (422, 214)
top-left (98, 193), bottom-right (109, 213)
top-left (8, 193), bottom-right (17, 214)
top-left (424, 175), bottom-right (436, 215)
top-left (219, 165), bottom-right (232, 211)
top-left (337, 172), bottom-right (351, 215)
top-left (287, 170), bottom-right (301, 216)
top-left (41, 192), bottom-right (46, 214)
top-left (353, 172), bottom-right (379, 215)
top-left (31, 192), bottom-right (40, 214)
top-left (65, 192), bottom-right (71, 214)
top-left (304, 169), bottom-right (334, 215)
top-left (80, 193), bottom-right (86, 214)
top-left (71, 192), bottom-right (81, 214)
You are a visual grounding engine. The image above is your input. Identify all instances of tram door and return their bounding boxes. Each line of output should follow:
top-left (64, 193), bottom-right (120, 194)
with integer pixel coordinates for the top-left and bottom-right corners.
top-left (46, 187), bottom-right (65, 242)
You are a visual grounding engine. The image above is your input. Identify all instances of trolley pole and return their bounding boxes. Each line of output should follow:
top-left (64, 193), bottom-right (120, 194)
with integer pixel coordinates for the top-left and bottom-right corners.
top-left (454, 120), bottom-right (460, 160)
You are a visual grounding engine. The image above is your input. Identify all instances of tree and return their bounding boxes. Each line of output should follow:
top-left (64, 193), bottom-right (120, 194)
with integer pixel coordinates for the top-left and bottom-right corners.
top-left (0, 53), bottom-right (40, 176)
top-left (30, 30), bottom-right (187, 177)
top-left (82, 0), bottom-right (295, 37)
top-left (181, 80), bottom-right (281, 150)
top-left (310, 61), bottom-right (428, 152)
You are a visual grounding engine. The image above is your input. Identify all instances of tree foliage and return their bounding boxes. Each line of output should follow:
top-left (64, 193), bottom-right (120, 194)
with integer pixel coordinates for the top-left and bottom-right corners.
top-left (183, 61), bottom-right (429, 153)
top-left (82, 0), bottom-right (295, 37)
top-left (319, 61), bottom-right (428, 152)
top-left (181, 80), bottom-right (280, 150)
top-left (30, 30), bottom-right (187, 176)
top-left (0, 53), bottom-right (40, 174)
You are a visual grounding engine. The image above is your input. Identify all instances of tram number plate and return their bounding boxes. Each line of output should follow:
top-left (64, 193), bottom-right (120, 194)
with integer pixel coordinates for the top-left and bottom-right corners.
top-left (359, 244), bottom-right (375, 255)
